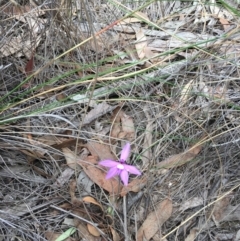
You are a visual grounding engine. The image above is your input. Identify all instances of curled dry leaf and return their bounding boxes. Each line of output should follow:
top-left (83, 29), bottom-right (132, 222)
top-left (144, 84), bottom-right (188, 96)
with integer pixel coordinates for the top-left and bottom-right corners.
top-left (77, 223), bottom-right (99, 241)
top-left (157, 143), bottom-right (202, 169)
top-left (86, 141), bottom-right (116, 161)
top-left (62, 147), bottom-right (79, 170)
top-left (87, 223), bottom-right (101, 237)
top-left (219, 17), bottom-right (231, 31)
top-left (185, 228), bottom-right (198, 241)
top-left (180, 197), bottom-right (203, 212)
top-left (82, 196), bottom-right (103, 211)
top-left (179, 80), bottom-right (194, 105)
top-left (120, 176), bottom-right (147, 196)
top-left (212, 194), bottom-right (231, 226)
top-left (110, 108), bottom-right (135, 141)
top-left (137, 199), bottom-right (173, 241)
top-left (111, 108), bottom-right (122, 140)
top-left (69, 180), bottom-right (83, 206)
top-left (83, 102), bottom-right (117, 125)
top-left (52, 168), bottom-right (74, 187)
top-left (110, 226), bottom-right (121, 241)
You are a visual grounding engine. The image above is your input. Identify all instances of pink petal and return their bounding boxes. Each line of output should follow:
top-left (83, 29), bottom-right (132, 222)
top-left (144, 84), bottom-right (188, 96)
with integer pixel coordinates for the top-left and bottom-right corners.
top-left (99, 160), bottom-right (118, 167)
top-left (106, 167), bottom-right (119, 179)
top-left (120, 143), bottom-right (131, 161)
top-left (120, 169), bottom-right (129, 186)
top-left (124, 164), bottom-right (141, 175)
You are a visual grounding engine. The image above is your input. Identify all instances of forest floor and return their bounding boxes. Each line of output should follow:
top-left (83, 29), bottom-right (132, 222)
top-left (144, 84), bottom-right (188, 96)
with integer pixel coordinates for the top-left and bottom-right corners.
top-left (1, 0), bottom-right (240, 240)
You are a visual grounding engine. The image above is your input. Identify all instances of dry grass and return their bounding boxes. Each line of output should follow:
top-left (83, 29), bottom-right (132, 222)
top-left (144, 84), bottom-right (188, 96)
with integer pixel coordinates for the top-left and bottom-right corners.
top-left (1, 0), bottom-right (240, 240)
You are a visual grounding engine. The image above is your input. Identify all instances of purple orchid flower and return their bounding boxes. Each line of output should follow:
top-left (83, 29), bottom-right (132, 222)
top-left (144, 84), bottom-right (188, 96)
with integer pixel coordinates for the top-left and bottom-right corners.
top-left (99, 143), bottom-right (141, 186)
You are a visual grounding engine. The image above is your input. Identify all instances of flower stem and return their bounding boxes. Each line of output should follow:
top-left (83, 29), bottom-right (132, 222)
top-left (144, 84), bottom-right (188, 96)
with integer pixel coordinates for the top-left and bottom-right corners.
top-left (123, 195), bottom-right (129, 241)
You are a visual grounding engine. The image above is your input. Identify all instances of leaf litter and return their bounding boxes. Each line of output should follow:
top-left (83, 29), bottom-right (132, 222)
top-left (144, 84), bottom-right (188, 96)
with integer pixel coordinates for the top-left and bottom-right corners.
top-left (1, 0), bottom-right (240, 240)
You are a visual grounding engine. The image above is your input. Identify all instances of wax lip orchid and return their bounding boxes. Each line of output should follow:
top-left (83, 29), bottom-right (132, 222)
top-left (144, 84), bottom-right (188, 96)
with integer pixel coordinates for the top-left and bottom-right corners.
top-left (99, 143), bottom-right (141, 186)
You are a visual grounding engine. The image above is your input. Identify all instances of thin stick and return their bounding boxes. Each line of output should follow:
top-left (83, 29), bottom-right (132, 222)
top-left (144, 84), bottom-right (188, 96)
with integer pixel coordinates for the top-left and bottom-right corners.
top-left (123, 195), bottom-right (129, 241)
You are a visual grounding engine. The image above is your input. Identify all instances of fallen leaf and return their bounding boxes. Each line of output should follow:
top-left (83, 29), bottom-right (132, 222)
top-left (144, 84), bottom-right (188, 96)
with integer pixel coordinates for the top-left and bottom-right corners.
top-left (117, 110), bottom-right (135, 141)
top-left (135, 28), bottom-right (148, 59)
top-left (83, 102), bottom-right (117, 125)
top-left (212, 194), bottom-right (231, 226)
top-left (53, 168), bottom-right (74, 187)
top-left (180, 197), bottom-right (203, 212)
top-left (86, 141), bottom-right (116, 161)
top-left (119, 112), bottom-right (135, 138)
top-left (77, 171), bottom-right (94, 196)
top-left (77, 223), bottom-right (99, 241)
top-left (110, 108), bottom-right (122, 141)
top-left (137, 199), bottom-right (172, 241)
top-left (156, 143), bottom-right (202, 169)
top-left (120, 176), bottom-right (147, 196)
top-left (235, 229), bottom-right (240, 240)
top-left (219, 17), bottom-right (231, 31)
top-left (144, 46), bottom-right (155, 60)
top-left (69, 180), bottom-right (83, 206)
top-left (179, 80), bottom-right (194, 105)
top-left (217, 204), bottom-right (240, 224)
top-left (25, 54), bottom-right (34, 76)
top-left (185, 228), bottom-right (198, 241)
top-left (78, 155), bottom-right (122, 195)
top-left (87, 223), bottom-right (101, 237)
top-left (62, 148), bottom-right (79, 170)
top-left (110, 226), bottom-right (121, 241)
top-left (83, 196), bottom-right (103, 211)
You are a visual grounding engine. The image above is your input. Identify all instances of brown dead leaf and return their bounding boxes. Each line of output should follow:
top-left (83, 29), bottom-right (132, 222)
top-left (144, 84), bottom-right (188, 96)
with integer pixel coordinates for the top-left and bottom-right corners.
top-left (69, 180), bottom-right (83, 206)
top-left (144, 46), bottom-right (155, 60)
top-left (53, 168), bottom-right (74, 187)
top-left (212, 194), bottom-right (231, 225)
top-left (179, 80), bottom-right (194, 105)
top-left (180, 197), bottom-right (203, 212)
top-left (3, 4), bottom-right (45, 22)
top-left (110, 226), bottom-right (121, 241)
top-left (62, 148), bottom-right (79, 170)
top-left (86, 141), bottom-right (116, 161)
top-left (156, 143), bottom-right (202, 169)
top-left (219, 17), bottom-right (231, 31)
top-left (78, 155), bottom-right (122, 195)
top-left (110, 109), bottom-right (135, 141)
top-left (135, 28), bottom-right (148, 59)
top-left (77, 223), bottom-right (99, 241)
top-left (83, 196), bottom-right (103, 211)
top-left (185, 228), bottom-right (198, 241)
top-left (87, 223), bottom-right (101, 237)
top-left (120, 176), bottom-right (147, 196)
top-left (25, 54), bottom-right (34, 76)
top-left (119, 111), bottom-right (135, 140)
top-left (137, 199), bottom-right (172, 241)
top-left (83, 102), bottom-right (117, 125)
top-left (110, 108), bottom-right (122, 140)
